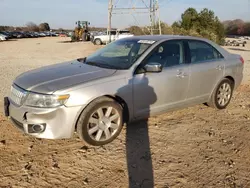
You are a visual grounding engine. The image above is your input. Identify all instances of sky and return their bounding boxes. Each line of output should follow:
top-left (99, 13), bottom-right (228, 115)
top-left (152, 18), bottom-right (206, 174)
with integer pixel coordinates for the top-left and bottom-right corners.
top-left (0, 0), bottom-right (249, 29)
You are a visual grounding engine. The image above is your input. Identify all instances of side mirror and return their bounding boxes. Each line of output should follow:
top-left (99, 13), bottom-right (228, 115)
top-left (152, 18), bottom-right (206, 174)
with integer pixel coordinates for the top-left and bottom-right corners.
top-left (144, 62), bottom-right (163, 73)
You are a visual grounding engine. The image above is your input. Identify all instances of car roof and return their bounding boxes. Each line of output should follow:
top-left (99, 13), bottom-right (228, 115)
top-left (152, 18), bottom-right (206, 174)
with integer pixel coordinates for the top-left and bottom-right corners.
top-left (125, 35), bottom-right (210, 42)
top-left (119, 35), bottom-right (231, 58)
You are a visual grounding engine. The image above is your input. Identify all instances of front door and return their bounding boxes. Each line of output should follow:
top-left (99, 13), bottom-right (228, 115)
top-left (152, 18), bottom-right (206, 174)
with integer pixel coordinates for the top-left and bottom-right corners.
top-left (186, 40), bottom-right (225, 100)
top-left (132, 40), bottom-right (190, 119)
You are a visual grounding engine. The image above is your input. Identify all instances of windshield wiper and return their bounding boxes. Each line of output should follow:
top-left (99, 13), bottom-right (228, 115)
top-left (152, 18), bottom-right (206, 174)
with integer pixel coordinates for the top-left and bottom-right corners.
top-left (85, 61), bottom-right (101, 67)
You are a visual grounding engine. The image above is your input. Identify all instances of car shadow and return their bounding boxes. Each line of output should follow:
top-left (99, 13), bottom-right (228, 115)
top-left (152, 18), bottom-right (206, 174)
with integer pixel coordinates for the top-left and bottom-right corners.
top-left (57, 41), bottom-right (75, 43)
top-left (57, 41), bottom-right (91, 44)
top-left (227, 48), bottom-right (250, 52)
top-left (116, 75), bottom-right (157, 188)
top-left (4, 39), bottom-right (18, 42)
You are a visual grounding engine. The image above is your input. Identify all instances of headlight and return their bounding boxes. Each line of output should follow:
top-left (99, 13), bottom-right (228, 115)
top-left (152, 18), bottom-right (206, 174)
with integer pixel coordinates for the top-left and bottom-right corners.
top-left (24, 93), bottom-right (70, 108)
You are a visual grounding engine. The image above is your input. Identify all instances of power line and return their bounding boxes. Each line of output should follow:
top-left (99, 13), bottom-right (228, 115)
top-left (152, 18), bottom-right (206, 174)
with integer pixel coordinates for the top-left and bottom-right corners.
top-left (158, 0), bottom-right (173, 8)
top-left (108, 0), bottom-right (162, 41)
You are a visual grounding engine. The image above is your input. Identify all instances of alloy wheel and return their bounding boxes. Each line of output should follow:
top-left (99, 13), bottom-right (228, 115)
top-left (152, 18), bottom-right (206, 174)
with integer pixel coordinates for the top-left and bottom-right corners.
top-left (87, 106), bottom-right (121, 142)
top-left (217, 83), bottom-right (232, 106)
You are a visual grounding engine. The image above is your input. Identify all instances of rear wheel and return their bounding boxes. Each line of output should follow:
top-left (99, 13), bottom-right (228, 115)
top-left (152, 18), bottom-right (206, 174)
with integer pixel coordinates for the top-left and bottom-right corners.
top-left (94, 38), bottom-right (102, 45)
top-left (77, 97), bottom-right (123, 146)
top-left (208, 78), bottom-right (234, 109)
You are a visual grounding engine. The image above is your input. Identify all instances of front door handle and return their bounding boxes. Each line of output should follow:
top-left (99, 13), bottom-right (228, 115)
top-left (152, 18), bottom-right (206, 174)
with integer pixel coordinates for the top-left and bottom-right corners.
top-left (176, 72), bottom-right (187, 78)
top-left (216, 65), bottom-right (223, 70)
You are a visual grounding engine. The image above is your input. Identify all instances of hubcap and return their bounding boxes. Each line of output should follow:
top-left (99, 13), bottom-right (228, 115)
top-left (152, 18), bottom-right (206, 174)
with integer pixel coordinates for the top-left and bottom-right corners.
top-left (96, 40), bottom-right (101, 45)
top-left (87, 106), bottom-right (120, 142)
top-left (217, 83), bottom-right (231, 106)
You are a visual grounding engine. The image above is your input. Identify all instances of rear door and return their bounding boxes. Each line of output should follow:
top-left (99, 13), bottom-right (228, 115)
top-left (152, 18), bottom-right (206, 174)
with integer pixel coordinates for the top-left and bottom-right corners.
top-left (186, 40), bottom-right (225, 100)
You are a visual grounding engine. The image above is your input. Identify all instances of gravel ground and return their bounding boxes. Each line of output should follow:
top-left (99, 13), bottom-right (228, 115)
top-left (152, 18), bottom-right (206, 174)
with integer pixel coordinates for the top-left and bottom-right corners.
top-left (0, 37), bottom-right (250, 188)
top-left (0, 37), bottom-right (101, 109)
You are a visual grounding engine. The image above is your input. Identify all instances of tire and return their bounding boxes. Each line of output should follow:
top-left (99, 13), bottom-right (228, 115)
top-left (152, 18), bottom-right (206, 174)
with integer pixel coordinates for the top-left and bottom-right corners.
top-left (82, 33), bottom-right (87, 41)
top-left (207, 78), bottom-right (234, 109)
top-left (94, 38), bottom-right (102, 45)
top-left (77, 97), bottom-right (123, 146)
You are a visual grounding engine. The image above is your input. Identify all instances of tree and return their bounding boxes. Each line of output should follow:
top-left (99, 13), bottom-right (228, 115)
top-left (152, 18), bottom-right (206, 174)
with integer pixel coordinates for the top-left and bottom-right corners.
top-left (160, 23), bottom-right (173, 35)
top-left (174, 8), bottom-right (225, 44)
top-left (15, 27), bottom-right (22, 31)
top-left (151, 22), bottom-right (173, 35)
top-left (198, 8), bottom-right (215, 31)
top-left (180, 8), bottom-right (199, 30)
top-left (39, 23), bottom-right (50, 31)
top-left (127, 8), bottom-right (226, 44)
top-left (128, 26), bottom-right (144, 35)
top-left (237, 23), bottom-right (245, 35)
top-left (224, 19), bottom-right (246, 36)
top-left (58, 28), bottom-right (64, 32)
top-left (172, 21), bottom-right (181, 28)
top-left (26, 22), bottom-right (39, 32)
top-left (243, 22), bottom-right (250, 36)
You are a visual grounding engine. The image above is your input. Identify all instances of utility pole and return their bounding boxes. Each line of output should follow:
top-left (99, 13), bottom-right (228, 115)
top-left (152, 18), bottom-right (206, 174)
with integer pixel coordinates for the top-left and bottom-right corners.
top-left (150, 0), bottom-right (153, 35)
top-left (108, 0), bottom-right (113, 43)
top-left (149, 0), bottom-right (157, 35)
top-left (149, 0), bottom-right (161, 35)
top-left (156, 0), bottom-right (162, 35)
top-left (153, 0), bottom-right (156, 28)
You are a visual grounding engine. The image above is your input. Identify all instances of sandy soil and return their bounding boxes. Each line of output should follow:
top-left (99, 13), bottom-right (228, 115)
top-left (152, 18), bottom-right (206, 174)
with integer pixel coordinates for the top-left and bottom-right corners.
top-left (0, 37), bottom-right (249, 188)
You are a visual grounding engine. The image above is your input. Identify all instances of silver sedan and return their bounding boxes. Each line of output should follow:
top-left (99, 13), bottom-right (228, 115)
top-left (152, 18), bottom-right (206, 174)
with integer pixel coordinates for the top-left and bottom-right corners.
top-left (4, 35), bottom-right (244, 146)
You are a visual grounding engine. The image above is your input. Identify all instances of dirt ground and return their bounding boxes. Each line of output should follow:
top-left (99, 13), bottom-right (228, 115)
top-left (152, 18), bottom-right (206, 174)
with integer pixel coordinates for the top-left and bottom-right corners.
top-left (0, 37), bottom-right (250, 188)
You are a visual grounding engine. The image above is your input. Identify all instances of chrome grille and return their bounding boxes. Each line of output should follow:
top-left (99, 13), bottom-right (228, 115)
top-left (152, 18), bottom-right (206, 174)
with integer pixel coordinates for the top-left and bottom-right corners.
top-left (9, 85), bottom-right (27, 106)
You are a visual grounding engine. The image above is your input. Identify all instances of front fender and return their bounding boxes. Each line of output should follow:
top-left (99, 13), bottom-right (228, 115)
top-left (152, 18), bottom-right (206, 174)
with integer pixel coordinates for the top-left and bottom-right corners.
top-left (59, 78), bottom-right (134, 120)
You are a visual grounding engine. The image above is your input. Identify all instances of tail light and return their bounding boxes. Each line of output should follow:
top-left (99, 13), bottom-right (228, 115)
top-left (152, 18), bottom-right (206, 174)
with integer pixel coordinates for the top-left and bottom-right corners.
top-left (240, 56), bottom-right (244, 64)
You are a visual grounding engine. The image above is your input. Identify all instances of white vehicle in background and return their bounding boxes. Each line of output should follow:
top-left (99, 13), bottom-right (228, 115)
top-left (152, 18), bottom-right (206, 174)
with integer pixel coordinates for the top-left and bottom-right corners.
top-left (0, 34), bottom-right (7, 41)
top-left (39, 33), bottom-right (46, 37)
top-left (91, 29), bottom-right (134, 45)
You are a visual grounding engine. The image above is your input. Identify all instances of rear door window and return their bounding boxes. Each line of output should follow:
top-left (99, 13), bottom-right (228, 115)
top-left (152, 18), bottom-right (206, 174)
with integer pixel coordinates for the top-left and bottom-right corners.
top-left (188, 40), bottom-right (224, 64)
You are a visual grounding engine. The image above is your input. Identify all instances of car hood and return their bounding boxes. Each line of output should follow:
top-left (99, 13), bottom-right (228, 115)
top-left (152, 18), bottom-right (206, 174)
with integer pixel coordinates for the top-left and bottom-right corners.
top-left (14, 60), bottom-right (117, 94)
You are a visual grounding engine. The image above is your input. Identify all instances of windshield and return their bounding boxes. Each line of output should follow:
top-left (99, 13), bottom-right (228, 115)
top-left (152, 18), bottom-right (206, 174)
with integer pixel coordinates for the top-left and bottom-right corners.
top-left (85, 39), bottom-right (154, 70)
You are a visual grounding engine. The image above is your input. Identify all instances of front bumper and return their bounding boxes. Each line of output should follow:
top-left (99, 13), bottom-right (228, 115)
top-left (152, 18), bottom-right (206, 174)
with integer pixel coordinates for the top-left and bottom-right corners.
top-left (4, 97), bottom-right (82, 139)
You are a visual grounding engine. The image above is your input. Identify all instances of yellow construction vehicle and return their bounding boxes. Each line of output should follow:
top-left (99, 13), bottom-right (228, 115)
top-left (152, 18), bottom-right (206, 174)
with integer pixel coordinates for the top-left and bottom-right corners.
top-left (71, 21), bottom-right (90, 42)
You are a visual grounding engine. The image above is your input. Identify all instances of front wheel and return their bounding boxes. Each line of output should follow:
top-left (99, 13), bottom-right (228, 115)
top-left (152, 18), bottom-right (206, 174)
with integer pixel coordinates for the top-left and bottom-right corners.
top-left (208, 78), bottom-right (234, 109)
top-left (77, 97), bottom-right (123, 146)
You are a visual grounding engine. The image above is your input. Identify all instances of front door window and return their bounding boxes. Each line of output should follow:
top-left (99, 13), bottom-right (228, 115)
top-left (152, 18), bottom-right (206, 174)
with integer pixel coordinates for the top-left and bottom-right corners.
top-left (146, 40), bottom-right (185, 68)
